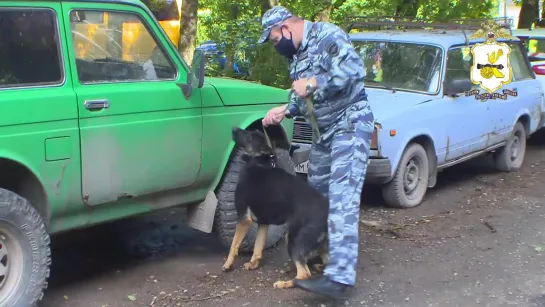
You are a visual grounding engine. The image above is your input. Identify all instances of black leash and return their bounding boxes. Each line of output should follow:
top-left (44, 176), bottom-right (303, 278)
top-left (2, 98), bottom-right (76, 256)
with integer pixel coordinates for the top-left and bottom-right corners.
top-left (261, 127), bottom-right (277, 168)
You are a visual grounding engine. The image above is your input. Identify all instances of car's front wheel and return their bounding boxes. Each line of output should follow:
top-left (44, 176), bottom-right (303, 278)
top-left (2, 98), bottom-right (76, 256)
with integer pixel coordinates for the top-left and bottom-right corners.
top-left (494, 121), bottom-right (527, 172)
top-left (0, 188), bottom-right (51, 307)
top-left (382, 143), bottom-right (429, 209)
top-left (214, 145), bottom-right (295, 252)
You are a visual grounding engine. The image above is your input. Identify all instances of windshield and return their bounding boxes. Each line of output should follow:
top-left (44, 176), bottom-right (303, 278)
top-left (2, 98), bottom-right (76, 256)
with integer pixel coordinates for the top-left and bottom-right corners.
top-left (353, 41), bottom-right (443, 94)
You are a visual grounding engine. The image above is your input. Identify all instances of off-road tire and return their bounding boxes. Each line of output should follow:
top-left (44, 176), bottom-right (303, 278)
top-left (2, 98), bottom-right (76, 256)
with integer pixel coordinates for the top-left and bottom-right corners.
top-left (494, 121), bottom-right (527, 172)
top-left (0, 188), bottom-right (51, 307)
top-left (382, 143), bottom-right (429, 209)
top-left (214, 147), bottom-right (295, 252)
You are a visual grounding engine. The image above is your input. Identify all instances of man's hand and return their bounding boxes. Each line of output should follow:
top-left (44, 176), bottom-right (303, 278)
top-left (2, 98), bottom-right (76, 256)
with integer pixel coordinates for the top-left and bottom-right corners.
top-left (292, 77), bottom-right (317, 98)
top-left (262, 105), bottom-right (288, 127)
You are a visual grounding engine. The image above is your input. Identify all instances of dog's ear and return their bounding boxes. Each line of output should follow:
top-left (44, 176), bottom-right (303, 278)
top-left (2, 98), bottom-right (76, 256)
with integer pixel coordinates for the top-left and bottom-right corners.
top-left (232, 127), bottom-right (242, 140)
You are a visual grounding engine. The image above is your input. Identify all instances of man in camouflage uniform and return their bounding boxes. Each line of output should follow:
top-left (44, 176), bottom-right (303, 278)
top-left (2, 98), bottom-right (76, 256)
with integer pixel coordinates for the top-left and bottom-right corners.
top-left (260, 6), bottom-right (374, 300)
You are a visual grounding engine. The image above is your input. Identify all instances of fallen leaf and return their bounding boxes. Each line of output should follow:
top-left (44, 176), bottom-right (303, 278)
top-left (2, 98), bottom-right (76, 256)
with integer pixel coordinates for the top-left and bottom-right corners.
top-left (128, 294), bottom-right (137, 301)
top-left (535, 245), bottom-right (543, 252)
top-left (64, 295), bottom-right (68, 300)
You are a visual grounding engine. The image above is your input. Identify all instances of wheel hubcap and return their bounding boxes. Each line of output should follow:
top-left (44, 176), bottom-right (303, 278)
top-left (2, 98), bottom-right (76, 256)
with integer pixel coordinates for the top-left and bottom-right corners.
top-left (404, 159), bottom-right (420, 193)
top-left (0, 234), bottom-right (8, 290)
top-left (0, 227), bottom-right (24, 303)
top-left (510, 135), bottom-right (520, 161)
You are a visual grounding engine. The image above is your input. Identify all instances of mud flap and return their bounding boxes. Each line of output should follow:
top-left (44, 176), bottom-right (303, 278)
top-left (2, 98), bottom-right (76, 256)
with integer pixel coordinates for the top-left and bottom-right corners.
top-left (187, 191), bottom-right (218, 233)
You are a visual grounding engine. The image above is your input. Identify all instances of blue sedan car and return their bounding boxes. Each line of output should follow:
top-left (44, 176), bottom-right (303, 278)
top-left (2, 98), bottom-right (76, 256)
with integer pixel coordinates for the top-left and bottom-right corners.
top-left (196, 40), bottom-right (249, 76)
top-left (291, 19), bottom-right (545, 209)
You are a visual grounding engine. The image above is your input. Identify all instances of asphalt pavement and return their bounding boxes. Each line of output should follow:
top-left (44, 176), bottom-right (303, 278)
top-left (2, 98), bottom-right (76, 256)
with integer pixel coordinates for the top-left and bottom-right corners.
top-left (41, 134), bottom-right (545, 307)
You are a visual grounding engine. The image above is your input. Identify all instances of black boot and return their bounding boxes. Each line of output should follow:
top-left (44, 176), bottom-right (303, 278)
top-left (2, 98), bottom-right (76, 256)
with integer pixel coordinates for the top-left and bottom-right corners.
top-left (293, 276), bottom-right (351, 300)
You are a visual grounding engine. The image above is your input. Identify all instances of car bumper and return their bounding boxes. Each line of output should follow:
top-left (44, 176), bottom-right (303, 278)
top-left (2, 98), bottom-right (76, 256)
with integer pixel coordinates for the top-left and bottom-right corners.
top-left (366, 157), bottom-right (392, 184)
top-left (291, 144), bottom-right (392, 183)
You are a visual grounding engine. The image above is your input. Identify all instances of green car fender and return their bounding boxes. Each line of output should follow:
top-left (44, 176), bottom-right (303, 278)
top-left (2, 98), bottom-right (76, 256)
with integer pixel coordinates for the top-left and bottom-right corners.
top-left (0, 149), bottom-right (50, 222)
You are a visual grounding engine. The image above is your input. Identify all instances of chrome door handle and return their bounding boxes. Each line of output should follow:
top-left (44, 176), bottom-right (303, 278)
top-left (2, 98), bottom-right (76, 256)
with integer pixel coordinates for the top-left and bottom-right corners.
top-left (84, 99), bottom-right (110, 110)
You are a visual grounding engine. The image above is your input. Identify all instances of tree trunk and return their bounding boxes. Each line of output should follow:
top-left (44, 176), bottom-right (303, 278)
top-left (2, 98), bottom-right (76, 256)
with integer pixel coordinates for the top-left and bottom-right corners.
top-left (333, 0), bottom-right (348, 10)
top-left (260, 0), bottom-right (278, 16)
top-left (395, 0), bottom-right (420, 18)
top-left (314, 0), bottom-right (333, 22)
top-left (223, 4), bottom-right (240, 76)
top-left (538, 0), bottom-right (545, 26)
top-left (315, 6), bottom-right (332, 22)
top-left (178, 0), bottom-right (198, 64)
top-left (518, 0), bottom-right (539, 28)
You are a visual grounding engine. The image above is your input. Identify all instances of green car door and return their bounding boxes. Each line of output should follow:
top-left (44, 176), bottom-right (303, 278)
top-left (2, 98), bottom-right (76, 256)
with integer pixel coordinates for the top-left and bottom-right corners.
top-left (61, 2), bottom-right (203, 206)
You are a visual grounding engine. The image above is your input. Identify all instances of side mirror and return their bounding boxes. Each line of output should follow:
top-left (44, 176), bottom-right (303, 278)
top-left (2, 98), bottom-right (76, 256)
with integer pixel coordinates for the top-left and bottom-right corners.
top-left (191, 49), bottom-right (205, 88)
top-left (443, 78), bottom-right (473, 97)
top-left (179, 49), bottom-right (206, 100)
top-left (532, 64), bottom-right (545, 75)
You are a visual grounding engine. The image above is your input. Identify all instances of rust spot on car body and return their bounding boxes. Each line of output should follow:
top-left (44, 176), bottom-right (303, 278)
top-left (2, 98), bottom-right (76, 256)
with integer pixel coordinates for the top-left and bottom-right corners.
top-left (445, 136), bottom-right (450, 160)
top-left (55, 163), bottom-right (67, 193)
top-left (374, 122), bottom-right (383, 156)
top-left (531, 104), bottom-right (543, 127)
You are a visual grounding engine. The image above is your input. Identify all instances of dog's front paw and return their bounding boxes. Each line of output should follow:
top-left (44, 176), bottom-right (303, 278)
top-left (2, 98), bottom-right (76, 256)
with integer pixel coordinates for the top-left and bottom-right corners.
top-left (242, 261), bottom-right (259, 271)
top-left (222, 263), bottom-right (234, 272)
top-left (273, 280), bottom-right (294, 289)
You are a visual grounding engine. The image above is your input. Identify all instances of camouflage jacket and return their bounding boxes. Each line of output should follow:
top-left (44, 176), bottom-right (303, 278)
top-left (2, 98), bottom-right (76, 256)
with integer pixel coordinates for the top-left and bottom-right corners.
top-left (286, 20), bottom-right (368, 130)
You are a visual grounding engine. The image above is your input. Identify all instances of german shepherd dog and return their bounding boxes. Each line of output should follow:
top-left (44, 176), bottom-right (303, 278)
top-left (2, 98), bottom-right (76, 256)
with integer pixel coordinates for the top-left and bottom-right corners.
top-left (222, 127), bottom-right (329, 289)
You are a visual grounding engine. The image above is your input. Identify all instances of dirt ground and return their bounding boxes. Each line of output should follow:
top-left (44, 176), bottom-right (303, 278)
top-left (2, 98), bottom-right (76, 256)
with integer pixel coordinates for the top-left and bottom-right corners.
top-left (41, 135), bottom-right (545, 307)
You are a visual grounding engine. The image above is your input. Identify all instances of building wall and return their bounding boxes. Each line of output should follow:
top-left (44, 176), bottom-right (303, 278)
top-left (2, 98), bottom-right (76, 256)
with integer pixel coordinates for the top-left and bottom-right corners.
top-left (498, 0), bottom-right (521, 28)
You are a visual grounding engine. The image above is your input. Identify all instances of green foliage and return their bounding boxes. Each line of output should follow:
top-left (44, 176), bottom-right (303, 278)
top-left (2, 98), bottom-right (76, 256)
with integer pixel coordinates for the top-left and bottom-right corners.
top-left (331, 0), bottom-right (401, 23)
top-left (143, 0), bottom-right (168, 12)
top-left (415, 0), bottom-right (499, 21)
top-left (196, 0), bottom-right (498, 88)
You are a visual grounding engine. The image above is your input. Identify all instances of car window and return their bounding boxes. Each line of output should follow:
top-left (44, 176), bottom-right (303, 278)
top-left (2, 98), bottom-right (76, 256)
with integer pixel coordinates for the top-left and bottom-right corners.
top-left (446, 43), bottom-right (533, 89)
top-left (507, 42), bottom-right (534, 80)
top-left (353, 41), bottom-right (443, 94)
top-left (526, 38), bottom-right (545, 61)
top-left (0, 9), bottom-right (63, 88)
top-left (69, 10), bottom-right (177, 84)
top-left (445, 46), bottom-right (480, 90)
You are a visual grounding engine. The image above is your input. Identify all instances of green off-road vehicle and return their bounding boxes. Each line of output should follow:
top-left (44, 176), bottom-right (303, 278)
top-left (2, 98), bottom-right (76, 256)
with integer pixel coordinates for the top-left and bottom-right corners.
top-left (0, 1), bottom-right (298, 306)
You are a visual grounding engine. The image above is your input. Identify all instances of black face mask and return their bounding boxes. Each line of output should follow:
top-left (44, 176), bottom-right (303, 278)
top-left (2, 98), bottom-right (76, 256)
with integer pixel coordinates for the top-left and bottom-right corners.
top-left (275, 28), bottom-right (297, 59)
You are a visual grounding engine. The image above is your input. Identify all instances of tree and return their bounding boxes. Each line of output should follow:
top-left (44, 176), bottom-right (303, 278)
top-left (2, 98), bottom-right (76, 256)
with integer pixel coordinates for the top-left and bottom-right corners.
top-left (197, 0), bottom-right (498, 88)
top-left (395, 0), bottom-right (420, 17)
top-left (313, 0), bottom-right (333, 22)
top-left (179, 0), bottom-right (199, 64)
top-left (518, 0), bottom-right (539, 28)
top-left (540, 0), bottom-right (545, 26)
top-left (260, 0), bottom-right (278, 15)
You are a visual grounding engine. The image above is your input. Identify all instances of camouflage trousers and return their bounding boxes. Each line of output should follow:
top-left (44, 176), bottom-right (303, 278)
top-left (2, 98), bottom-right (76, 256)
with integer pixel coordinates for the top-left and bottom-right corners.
top-left (307, 100), bottom-right (374, 286)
